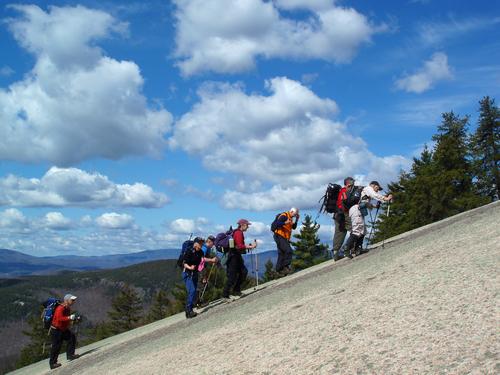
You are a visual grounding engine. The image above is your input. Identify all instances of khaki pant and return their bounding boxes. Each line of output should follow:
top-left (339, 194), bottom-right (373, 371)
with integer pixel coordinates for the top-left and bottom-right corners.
top-left (332, 212), bottom-right (352, 254)
top-left (349, 205), bottom-right (365, 237)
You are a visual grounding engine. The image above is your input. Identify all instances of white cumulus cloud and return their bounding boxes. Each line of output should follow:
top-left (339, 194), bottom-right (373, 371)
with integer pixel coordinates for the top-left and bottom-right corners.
top-left (173, 0), bottom-right (385, 76)
top-left (0, 167), bottom-right (169, 208)
top-left (43, 212), bottom-right (73, 230)
top-left (0, 5), bottom-right (172, 165)
top-left (171, 77), bottom-right (408, 211)
top-left (395, 52), bottom-right (453, 93)
top-left (96, 212), bottom-right (134, 229)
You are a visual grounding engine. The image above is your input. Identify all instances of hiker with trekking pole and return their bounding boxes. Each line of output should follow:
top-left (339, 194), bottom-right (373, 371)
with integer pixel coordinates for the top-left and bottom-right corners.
top-left (342, 181), bottom-right (393, 258)
top-left (46, 294), bottom-right (81, 370)
top-left (222, 219), bottom-right (256, 300)
top-left (180, 237), bottom-right (219, 319)
top-left (271, 207), bottom-right (300, 276)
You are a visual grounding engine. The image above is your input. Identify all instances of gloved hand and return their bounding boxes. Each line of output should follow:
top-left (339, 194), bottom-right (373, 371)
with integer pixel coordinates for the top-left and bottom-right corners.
top-left (70, 314), bottom-right (76, 321)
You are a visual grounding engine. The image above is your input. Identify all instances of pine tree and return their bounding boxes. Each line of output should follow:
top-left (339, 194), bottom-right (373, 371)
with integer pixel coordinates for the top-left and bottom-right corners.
top-left (146, 290), bottom-right (171, 323)
top-left (470, 96), bottom-right (500, 200)
top-left (431, 111), bottom-right (487, 217)
top-left (291, 215), bottom-right (328, 271)
top-left (107, 284), bottom-right (143, 334)
top-left (16, 312), bottom-right (51, 368)
top-left (262, 259), bottom-right (279, 282)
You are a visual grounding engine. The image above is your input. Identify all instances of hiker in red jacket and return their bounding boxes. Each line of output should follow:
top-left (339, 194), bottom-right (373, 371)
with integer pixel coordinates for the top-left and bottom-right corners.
top-left (222, 219), bottom-right (256, 299)
top-left (332, 177), bottom-right (354, 261)
top-left (49, 294), bottom-right (80, 369)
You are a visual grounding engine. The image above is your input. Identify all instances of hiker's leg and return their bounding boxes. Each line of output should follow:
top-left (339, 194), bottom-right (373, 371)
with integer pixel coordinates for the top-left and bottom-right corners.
top-left (283, 239), bottom-right (293, 270)
top-left (274, 234), bottom-right (285, 272)
top-left (223, 254), bottom-right (236, 297)
top-left (183, 272), bottom-right (196, 312)
top-left (49, 329), bottom-right (63, 366)
top-left (64, 330), bottom-right (76, 358)
top-left (333, 215), bottom-right (347, 259)
top-left (234, 254), bottom-right (247, 293)
top-left (349, 205), bottom-right (364, 238)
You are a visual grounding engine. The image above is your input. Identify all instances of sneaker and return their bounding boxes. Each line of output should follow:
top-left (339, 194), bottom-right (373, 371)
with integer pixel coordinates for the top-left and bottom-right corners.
top-left (50, 363), bottom-right (62, 369)
top-left (186, 310), bottom-right (198, 319)
top-left (67, 354), bottom-right (80, 361)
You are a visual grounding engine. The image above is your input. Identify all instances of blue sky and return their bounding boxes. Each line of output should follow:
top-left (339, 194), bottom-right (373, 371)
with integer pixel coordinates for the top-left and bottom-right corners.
top-left (0, 0), bottom-right (499, 256)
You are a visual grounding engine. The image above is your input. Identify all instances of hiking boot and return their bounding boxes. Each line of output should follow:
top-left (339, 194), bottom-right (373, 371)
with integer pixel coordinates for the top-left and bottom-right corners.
top-left (186, 310), bottom-right (198, 319)
top-left (50, 363), bottom-right (62, 370)
top-left (67, 354), bottom-right (80, 361)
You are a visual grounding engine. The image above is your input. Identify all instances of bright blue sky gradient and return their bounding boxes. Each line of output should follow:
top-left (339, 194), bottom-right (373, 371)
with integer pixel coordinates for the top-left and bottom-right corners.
top-left (0, 0), bottom-right (499, 256)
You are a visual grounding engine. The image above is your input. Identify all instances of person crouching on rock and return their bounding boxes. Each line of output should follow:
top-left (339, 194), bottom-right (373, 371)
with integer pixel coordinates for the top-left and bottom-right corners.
top-left (222, 219), bottom-right (256, 299)
top-left (182, 237), bottom-right (218, 318)
top-left (49, 294), bottom-right (80, 370)
top-left (344, 181), bottom-right (392, 258)
top-left (273, 207), bottom-right (300, 275)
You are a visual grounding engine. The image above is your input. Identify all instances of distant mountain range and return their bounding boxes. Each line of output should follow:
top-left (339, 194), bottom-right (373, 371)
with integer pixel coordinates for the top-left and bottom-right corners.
top-left (0, 248), bottom-right (278, 278)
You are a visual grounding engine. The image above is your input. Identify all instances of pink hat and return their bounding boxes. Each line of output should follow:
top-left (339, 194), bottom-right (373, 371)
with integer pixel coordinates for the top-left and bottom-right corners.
top-left (237, 219), bottom-right (251, 226)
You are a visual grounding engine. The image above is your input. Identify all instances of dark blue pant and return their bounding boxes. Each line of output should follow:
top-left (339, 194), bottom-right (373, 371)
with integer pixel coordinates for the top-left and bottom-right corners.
top-left (274, 233), bottom-right (293, 272)
top-left (182, 271), bottom-right (198, 312)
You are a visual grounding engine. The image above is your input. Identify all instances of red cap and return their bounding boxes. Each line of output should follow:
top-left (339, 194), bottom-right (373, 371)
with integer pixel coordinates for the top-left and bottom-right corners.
top-left (237, 219), bottom-right (251, 226)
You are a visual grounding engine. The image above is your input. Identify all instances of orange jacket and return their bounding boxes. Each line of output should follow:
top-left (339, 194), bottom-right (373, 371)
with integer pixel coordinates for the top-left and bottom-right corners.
top-left (274, 212), bottom-right (295, 240)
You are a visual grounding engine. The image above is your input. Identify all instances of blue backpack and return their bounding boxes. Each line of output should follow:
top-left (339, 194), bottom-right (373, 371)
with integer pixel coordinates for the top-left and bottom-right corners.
top-left (214, 227), bottom-right (234, 253)
top-left (177, 240), bottom-right (194, 268)
top-left (41, 298), bottom-right (61, 329)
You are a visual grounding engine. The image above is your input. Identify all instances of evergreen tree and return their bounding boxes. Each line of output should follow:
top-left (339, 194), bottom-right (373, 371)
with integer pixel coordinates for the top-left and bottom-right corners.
top-left (431, 111), bottom-right (487, 217)
top-left (470, 96), bottom-right (500, 200)
top-left (291, 215), bottom-right (328, 271)
top-left (16, 312), bottom-right (51, 368)
top-left (146, 290), bottom-right (171, 323)
top-left (107, 284), bottom-right (143, 334)
top-left (262, 259), bottom-right (279, 282)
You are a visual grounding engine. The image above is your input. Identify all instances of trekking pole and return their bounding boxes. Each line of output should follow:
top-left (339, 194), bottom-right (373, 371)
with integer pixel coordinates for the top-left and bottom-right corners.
top-left (199, 264), bottom-right (216, 303)
top-left (382, 202), bottom-right (391, 248)
top-left (254, 249), bottom-right (259, 289)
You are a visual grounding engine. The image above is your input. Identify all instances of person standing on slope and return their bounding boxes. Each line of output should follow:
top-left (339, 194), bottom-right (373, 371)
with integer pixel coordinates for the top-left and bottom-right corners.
top-left (49, 294), bottom-right (80, 370)
top-left (273, 207), bottom-right (300, 275)
top-left (332, 177), bottom-right (355, 261)
top-left (222, 219), bottom-right (256, 299)
top-left (182, 237), bottom-right (218, 318)
top-left (344, 181), bottom-right (392, 258)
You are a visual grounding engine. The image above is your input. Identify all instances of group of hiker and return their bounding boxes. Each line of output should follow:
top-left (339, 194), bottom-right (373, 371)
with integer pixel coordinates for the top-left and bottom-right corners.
top-left (44, 177), bottom-right (392, 370)
top-left (178, 177), bottom-right (392, 320)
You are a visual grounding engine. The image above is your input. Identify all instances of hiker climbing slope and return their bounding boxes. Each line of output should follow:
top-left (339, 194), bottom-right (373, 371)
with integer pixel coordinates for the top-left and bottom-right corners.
top-left (272, 207), bottom-right (300, 275)
top-left (343, 181), bottom-right (392, 258)
top-left (222, 219), bottom-right (256, 299)
top-left (332, 177), bottom-right (354, 261)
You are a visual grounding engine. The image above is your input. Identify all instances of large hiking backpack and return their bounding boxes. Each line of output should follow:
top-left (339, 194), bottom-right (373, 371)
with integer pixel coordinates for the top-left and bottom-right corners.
top-left (214, 227), bottom-right (234, 253)
top-left (41, 297), bottom-right (61, 329)
top-left (319, 183), bottom-right (342, 214)
top-left (343, 186), bottom-right (364, 210)
top-left (270, 212), bottom-right (285, 232)
top-left (177, 240), bottom-right (194, 268)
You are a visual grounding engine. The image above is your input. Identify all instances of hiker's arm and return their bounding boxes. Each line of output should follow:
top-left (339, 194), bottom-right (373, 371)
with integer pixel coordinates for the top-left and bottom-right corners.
top-left (365, 186), bottom-right (387, 202)
top-left (184, 263), bottom-right (196, 271)
top-left (203, 256), bottom-right (219, 264)
top-left (275, 214), bottom-right (288, 228)
top-left (54, 306), bottom-right (71, 323)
